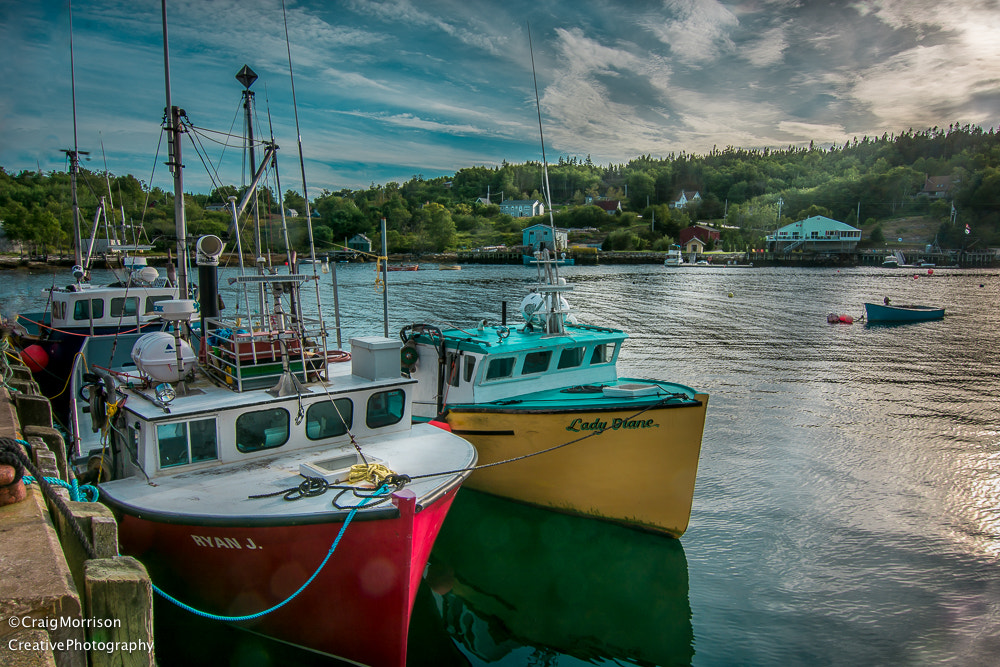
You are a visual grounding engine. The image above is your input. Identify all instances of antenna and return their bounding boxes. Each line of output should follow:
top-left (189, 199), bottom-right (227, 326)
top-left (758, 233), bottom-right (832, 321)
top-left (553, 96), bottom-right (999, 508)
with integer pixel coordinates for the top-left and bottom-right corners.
top-left (527, 23), bottom-right (560, 283)
top-left (282, 0), bottom-right (331, 347)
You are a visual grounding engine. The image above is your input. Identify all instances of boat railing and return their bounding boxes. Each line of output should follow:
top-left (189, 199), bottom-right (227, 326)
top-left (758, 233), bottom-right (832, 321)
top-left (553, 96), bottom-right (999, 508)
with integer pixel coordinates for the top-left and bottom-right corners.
top-left (202, 315), bottom-right (329, 392)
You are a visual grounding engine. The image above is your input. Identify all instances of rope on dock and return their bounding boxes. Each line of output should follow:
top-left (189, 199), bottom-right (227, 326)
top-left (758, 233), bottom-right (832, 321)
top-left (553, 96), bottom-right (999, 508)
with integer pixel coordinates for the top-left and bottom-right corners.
top-left (0, 437), bottom-right (99, 559)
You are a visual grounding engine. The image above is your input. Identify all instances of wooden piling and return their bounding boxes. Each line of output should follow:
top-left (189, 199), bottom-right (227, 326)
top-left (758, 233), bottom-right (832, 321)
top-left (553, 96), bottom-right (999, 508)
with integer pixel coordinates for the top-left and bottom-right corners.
top-left (83, 558), bottom-right (154, 667)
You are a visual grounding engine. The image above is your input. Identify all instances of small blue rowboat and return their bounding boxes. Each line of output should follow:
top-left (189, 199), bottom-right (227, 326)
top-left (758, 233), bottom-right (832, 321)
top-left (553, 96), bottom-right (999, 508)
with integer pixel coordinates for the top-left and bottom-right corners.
top-left (864, 302), bottom-right (945, 322)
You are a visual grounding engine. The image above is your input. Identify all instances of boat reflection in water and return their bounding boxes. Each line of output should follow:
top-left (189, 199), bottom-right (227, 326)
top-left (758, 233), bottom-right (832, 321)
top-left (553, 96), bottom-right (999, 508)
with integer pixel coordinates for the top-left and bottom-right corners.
top-left (420, 489), bottom-right (693, 665)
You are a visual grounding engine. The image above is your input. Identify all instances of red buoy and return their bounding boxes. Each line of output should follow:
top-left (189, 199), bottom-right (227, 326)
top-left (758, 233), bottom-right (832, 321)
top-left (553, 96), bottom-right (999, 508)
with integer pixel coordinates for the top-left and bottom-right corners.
top-left (839, 314), bottom-right (854, 324)
top-left (20, 344), bottom-right (49, 372)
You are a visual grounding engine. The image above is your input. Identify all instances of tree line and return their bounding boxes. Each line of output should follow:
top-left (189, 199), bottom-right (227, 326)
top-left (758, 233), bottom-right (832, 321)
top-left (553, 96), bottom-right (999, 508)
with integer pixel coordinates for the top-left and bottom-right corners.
top-left (2, 123), bottom-right (998, 257)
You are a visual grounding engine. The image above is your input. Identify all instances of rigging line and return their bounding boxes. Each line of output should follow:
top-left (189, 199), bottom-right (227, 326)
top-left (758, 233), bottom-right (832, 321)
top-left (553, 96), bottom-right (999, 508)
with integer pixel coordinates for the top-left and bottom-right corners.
top-left (409, 395), bottom-right (681, 482)
top-left (282, 0), bottom-right (322, 282)
top-left (219, 98), bottom-right (244, 170)
top-left (98, 134), bottom-right (120, 239)
top-left (138, 125), bottom-right (166, 232)
top-left (186, 124), bottom-right (254, 149)
top-left (186, 122), bottom-right (269, 145)
top-left (184, 129), bottom-right (227, 195)
top-left (280, 0), bottom-right (328, 360)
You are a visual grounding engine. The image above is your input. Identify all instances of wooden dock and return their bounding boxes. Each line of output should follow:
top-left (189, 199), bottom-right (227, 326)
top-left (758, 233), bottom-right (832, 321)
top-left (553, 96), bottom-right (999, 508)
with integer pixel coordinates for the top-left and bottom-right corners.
top-left (0, 354), bottom-right (153, 667)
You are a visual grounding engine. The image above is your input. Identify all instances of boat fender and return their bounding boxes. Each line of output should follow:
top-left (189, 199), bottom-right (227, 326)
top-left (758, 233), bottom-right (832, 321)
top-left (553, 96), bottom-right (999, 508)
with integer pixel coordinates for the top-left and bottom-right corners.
top-left (20, 344), bottom-right (49, 372)
top-left (401, 342), bottom-right (419, 369)
top-left (839, 314), bottom-right (854, 324)
top-left (827, 313), bottom-right (839, 324)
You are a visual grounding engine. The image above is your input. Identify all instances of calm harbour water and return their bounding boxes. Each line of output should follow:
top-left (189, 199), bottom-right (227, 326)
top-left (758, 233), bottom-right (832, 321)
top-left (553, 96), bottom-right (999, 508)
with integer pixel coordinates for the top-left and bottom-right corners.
top-left (4, 262), bottom-right (999, 666)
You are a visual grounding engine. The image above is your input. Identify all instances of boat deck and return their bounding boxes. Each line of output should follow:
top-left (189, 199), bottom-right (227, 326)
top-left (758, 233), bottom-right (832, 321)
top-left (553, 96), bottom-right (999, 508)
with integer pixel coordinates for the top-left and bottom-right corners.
top-left (99, 423), bottom-right (476, 524)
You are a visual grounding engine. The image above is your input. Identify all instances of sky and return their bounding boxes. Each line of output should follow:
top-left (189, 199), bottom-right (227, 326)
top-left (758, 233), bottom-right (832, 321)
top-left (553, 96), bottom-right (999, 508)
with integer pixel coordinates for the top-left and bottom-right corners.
top-left (2, 0), bottom-right (999, 197)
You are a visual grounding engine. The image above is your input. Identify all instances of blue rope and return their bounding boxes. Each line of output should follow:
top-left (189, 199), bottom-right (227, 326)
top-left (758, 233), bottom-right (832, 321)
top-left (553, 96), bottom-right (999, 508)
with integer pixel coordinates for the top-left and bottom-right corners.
top-left (153, 483), bottom-right (390, 622)
top-left (23, 475), bottom-right (100, 503)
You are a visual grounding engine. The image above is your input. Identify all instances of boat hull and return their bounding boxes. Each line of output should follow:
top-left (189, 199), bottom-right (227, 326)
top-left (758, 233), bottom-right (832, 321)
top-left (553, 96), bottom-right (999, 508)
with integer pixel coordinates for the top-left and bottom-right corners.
top-left (106, 487), bottom-right (459, 667)
top-left (444, 394), bottom-right (708, 537)
top-left (864, 303), bottom-right (944, 322)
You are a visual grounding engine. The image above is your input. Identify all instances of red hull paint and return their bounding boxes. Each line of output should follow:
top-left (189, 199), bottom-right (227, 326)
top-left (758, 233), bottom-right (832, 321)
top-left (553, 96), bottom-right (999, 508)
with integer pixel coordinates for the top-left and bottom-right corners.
top-left (113, 488), bottom-right (458, 667)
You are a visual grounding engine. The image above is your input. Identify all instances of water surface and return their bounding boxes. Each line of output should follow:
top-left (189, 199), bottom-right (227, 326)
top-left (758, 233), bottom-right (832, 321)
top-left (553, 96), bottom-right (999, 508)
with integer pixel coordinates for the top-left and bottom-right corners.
top-left (4, 263), bottom-right (998, 665)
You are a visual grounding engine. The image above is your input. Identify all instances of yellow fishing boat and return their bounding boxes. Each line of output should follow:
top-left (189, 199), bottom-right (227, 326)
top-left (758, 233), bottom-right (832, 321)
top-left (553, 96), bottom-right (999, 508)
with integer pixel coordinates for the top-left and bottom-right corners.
top-left (401, 250), bottom-right (708, 537)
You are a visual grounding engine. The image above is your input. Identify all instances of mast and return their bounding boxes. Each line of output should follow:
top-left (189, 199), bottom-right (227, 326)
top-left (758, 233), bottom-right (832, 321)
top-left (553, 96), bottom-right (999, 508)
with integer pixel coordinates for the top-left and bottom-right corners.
top-left (527, 23), bottom-right (569, 335)
top-left (236, 65), bottom-right (268, 323)
top-left (161, 0), bottom-right (189, 296)
top-left (63, 1), bottom-right (87, 279)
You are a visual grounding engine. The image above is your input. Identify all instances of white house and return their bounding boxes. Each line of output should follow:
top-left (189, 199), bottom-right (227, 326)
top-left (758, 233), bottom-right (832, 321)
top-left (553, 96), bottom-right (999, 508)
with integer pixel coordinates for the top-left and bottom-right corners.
top-left (670, 190), bottom-right (701, 208)
top-left (766, 215), bottom-right (862, 254)
top-left (500, 199), bottom-right (544, 218)
top-left (522, 224), bottom-right (568, 252)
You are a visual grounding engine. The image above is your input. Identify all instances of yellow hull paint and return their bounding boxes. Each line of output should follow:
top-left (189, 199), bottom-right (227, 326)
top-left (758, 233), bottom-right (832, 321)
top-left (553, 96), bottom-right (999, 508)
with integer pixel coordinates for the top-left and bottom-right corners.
top-left (446, 393), bottom-right (709, 537)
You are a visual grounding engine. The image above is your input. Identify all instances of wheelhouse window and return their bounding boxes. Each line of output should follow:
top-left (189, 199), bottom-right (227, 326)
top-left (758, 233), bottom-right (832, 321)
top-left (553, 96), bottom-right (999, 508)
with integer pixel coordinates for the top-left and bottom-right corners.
top-left (53, 301), bottom-right (66, 320)
top-left (111, 296), bottom-right (140, 318)
top-left (557, 346), bottom-right (586, 370)
top-left (522, 350), bottom-right (552, 375)
top-left (464, 356), bottom-right (476, 383)
top-left (485, 357), bottom-right (516, 380)
top-left (74, 298), bottom-right (105, 321)
top-left (366, 389), bottom-right (405, 428)
top-left (590, 343), bottom-right (617, 365)
top-left (306, 398), bottom-right (353, 440)
top-left (157, 418), bottom-right (218, 468)
top-left (236, 408), bottom-right (290, 453)
top-left (445, 352), bottom-right (461, 387)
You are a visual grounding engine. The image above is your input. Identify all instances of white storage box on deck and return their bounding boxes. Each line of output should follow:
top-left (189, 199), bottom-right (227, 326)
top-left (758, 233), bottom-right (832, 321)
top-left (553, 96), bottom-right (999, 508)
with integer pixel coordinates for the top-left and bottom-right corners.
top-left (131, 332), bottom-right (197, 382)
top-left (351, 336), bottom-right (401, 380)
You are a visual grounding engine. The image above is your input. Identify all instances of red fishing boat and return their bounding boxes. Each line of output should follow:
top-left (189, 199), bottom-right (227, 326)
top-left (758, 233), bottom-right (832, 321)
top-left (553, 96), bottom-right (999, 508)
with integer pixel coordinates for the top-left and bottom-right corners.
top-left (64, 16), bottom-right (476, 663)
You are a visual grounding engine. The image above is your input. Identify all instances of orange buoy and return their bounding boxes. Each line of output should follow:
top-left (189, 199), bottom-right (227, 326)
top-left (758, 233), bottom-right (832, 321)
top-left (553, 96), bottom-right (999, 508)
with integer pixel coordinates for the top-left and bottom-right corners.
top-left (20, 344), bottom-right (49, 372)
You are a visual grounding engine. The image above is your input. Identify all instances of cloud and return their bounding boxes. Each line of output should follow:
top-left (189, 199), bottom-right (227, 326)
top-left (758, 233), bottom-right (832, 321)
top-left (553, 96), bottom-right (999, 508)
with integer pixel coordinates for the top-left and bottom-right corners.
top-left (641, 0), bottom-right (739, 65)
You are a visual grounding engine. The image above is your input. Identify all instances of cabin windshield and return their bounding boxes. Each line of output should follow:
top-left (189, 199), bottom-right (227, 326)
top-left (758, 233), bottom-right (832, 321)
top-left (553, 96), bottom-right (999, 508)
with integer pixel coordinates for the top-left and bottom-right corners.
top-left (73, 298), bottom-right (104, 321)
top-left (557, 346), bottom-right (586, 369)
top-left (522, 350), bottom-right (552, 375)
top-left (157, 418), bottom-right (218, 468)
top-left (485, 357), bottom-right (516, 380)
top-left (111, 297), bottom-right (140, 318)
top-left (590, 343), bottom-right (617, 364)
